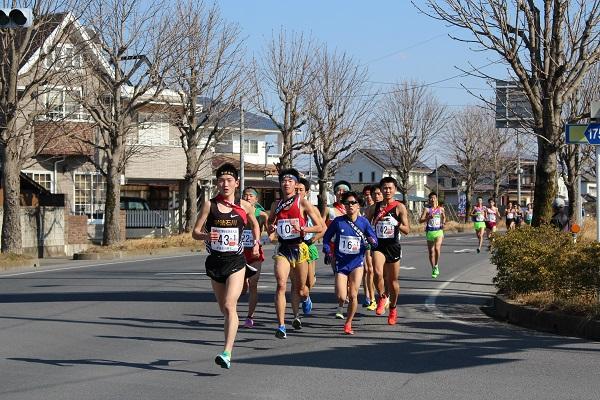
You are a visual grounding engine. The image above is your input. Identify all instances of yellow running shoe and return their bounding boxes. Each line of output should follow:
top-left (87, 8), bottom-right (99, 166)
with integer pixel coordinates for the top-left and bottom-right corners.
top-left (366, 300), bottom-right (377, 311)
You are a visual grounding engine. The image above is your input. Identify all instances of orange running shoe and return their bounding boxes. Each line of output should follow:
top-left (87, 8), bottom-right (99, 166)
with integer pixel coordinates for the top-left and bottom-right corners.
top-left (344, 322), bottom-right (354, 335)
top-left (388, 307), bottom-right (397, 325)
top-left (375, 295), bottom-right (388, 315)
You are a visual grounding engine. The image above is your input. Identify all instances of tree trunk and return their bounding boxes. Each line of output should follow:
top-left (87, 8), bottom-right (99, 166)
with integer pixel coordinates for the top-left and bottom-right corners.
top-left (532, 138), bottom-right (558, 226)
top-left (280, 131), bottom-right (293, 170)
top-left (318, 176), bottom-right (329, 216)
top-left (183, 175), bottom-right (198, 233)
top-left (103, 159), bottom-right (122, 246)
top-left (464, 187), bottom-right (472, 224)
top-left (401, 187), bottom-right (408, 206)
top-left (1, 146), bottom-right (22, 254)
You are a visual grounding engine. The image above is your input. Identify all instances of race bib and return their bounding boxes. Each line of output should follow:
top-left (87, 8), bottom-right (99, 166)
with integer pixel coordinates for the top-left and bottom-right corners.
top-left (475, 213), bottom-right (484, 222)
top-left (241, 229), bottom-right (254, 248)
top-left (339, 235), bottom-right (360, 254)
top-left (277, 218), bottom-right (300, 239)
top-left (211, 227), bottom-right (239, 252)
top-left (507, 212), bottom-right (514, 219)
top-left (375, 219), bottom-right (395, 238)
top-left (428, 214), bottom-right (441, 229)
top-left (488, 213), bottom-right (496, 222)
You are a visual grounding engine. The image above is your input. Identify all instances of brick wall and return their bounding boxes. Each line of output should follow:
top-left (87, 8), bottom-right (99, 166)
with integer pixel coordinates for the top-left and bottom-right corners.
top-left (67, 215), bottom-right (89, 244)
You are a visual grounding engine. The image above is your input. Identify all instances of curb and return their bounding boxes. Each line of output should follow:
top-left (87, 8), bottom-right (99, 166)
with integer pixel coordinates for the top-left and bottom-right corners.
top-left (73, 247), bottom-right (201, 260)
top-left (0, 258), bottom-right (40, 270)
top-left (488, 294), bottom-right (600, 341)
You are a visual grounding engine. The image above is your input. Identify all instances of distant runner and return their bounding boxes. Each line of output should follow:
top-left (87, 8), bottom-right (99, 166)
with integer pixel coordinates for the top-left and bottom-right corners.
top-left (485, 198), bottom-right (500, 249)
top-left (420, 191), bottom-right (445, 278)
top-left (361, 185), bottom-right (376, 309)
top-left (470, 196), bottom-right (486, 253)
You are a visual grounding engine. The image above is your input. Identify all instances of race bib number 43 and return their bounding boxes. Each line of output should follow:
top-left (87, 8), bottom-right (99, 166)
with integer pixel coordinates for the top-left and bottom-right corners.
top-left (339, 235), bottom-right (360, 254)
top-left (241, 229), bottom-right (254, 248)
top-left (211, 227), bottom-right (239, 252)
top-left (277, 218), bottom-right (300, 239)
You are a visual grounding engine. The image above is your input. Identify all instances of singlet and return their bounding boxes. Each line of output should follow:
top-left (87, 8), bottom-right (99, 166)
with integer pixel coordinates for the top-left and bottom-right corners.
top-left (372, 201), bottom-right (401, 246)
top-left (473, 206), bottom-right (485, 222)
top-left (486, 207), bottom-right (497, 223)
top-left (327, 203), bottom-right (346, 225)
top-left (241, 203), bottom-right (264, 248)
top-left (525, 209), bottom-right (533, 222)
top-left (205, 199), bottom-right (245, 255)
top-left (506, 209), bottom-right (515, 219)
top-left (275, 195), bottom-right (307, 244)
top-left (425, 207), bottom-right (443, 232)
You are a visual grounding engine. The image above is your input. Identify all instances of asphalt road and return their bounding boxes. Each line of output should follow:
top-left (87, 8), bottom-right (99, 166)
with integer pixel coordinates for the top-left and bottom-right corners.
top-left (0, 234), bottom-right (599, 400)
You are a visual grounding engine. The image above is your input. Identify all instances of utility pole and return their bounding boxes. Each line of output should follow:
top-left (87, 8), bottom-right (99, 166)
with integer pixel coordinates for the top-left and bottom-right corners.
top-left (239, 99), bottom-right (245, 194)
top-left (435, 155), bottom-right (439, 194)
top-left (517, 129), bottom-right (522, 207)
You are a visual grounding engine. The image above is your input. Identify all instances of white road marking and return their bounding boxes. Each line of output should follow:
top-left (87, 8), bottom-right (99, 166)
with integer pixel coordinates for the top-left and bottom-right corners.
top-left (0, 254), bottom-right (197, 278)
top-left (453, 249), bottom-right (475, 253)
top-left (400, 266), bottom-right (416, 270)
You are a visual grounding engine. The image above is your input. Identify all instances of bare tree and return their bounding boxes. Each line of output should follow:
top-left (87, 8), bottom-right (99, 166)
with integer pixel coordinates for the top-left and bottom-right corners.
top-left (0, 0), bottom-right (89, 253)
top-left (559, 63), bottom-right (600, 222)
top-left (448, 106), bottom-right (489, 222)
top-left (306, 47), bottom-right (373, 214)
top-left (251, 29), bottom-right (315, 170)
top-left (76, 0), bottom-right (176, 245)
top-left (374, 80), bottom-right (447, 205)
top-left (165, 0), bottom-right (244, 231)
top-left (417, 0), bottom-right (600, 225)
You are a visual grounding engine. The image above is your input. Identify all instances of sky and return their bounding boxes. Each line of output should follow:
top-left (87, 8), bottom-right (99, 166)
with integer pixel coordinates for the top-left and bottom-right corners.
top-left (215, 1), bottom-right (513, 168)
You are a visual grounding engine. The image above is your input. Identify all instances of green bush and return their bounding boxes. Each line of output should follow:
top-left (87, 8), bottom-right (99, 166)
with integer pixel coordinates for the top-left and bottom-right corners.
top-left (491, 225), bottom-right (600, 297)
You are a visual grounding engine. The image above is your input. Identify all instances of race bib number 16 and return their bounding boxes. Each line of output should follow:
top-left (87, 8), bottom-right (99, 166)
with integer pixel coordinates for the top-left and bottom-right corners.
top-left (339, 235), bottom-right (360, 254)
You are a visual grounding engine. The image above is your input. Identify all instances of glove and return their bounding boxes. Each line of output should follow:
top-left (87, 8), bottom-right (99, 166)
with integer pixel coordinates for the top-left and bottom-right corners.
top-left (324, 254), bottom-right (332, 265)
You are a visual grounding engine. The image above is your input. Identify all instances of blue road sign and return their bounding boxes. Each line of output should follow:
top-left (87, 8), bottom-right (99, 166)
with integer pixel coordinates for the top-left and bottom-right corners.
top-left (565, 123), bottom-right (600, 144)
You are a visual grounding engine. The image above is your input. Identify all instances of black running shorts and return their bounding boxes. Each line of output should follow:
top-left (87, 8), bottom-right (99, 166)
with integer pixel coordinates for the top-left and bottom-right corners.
top-left (373, 242), bottom-right (402, 263)
top-left (205, 253), bottom-right (247, 283)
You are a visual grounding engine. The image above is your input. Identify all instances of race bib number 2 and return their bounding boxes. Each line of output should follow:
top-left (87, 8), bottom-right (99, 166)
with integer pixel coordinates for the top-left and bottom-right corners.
top-left (277, 218), bottom-right (300, 239)
top-left (211, 227), bottom-right (239, 252)
top-left (339, 235), bottom-right (360, 254)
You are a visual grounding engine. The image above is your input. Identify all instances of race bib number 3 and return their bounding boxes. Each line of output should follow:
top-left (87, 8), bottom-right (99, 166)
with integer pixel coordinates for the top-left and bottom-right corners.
top-left (241, 229), bottom-right (254, 248)
top-left (211, 227), bottom-right (239, 252)
top-left (339, 235), bottom-right (360, 254)
top-left (376, 221), bottom-right (395, 238)
top-left (277, 218), bottom-right (300, 239)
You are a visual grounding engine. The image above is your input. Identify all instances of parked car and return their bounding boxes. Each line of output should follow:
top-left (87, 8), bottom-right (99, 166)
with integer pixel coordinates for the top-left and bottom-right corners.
top-left (120, 196), bottom-right (151, 211)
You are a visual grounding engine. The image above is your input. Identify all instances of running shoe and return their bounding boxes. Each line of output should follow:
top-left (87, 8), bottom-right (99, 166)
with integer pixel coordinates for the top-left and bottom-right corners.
top-left (275, 325), bottom-right (287, 339)
top-left (214, 352), bottom-right (231, 369)
top-left (335, 311), bottom-right (345, 319)
top-left (375, 295), bottom-right (389, 315)
top-left (301, 296), bottom-right (313, 315)
top-left (388, 307), bottom-right (398, 325)
top-left (243, 317), bottom-right (254, 328)
top-left (366, 300), bottom-right (377, 311)
top-left (344, 322), bottom-right (354, 335)
top-left (431, 265), bottom-right (440, 279)
top-left (362, 297), bottom-right (371, 308)
top-left (477, 248), bottom-right (481, 253)
top-left (292, 316), bottom-right (302, 330)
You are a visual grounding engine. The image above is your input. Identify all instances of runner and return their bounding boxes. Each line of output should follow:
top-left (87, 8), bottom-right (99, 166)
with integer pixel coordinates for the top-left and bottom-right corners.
top-left (419, 191), bottom-right (445, 279)
top-left (241, 187), bottom-right (269, 328)
top-left (323, 191), bottom-right (378, 335)
top-left (505, 202), bottom-right (515, 230)
top-left (514, 203), bottom-right (524, 228)
top-left (364, 177), bottom-right (410, 325)
top-left (296, 177), bottom-right (326, 315)
top-left (267, 168), bottom-right (323, 338)
top-left (361, 185), bottom-right (376, 309)
top-left (365, 185), bottom-right (383, 311)
top-left (323, 180), bottom-right (352, 318)
top-left (192, 163), bottom-right (261, 369)
top-left (485, 198), bottom-right (500, 249)
top-left (524, 203), bottom-right (533, 225)
top-left (470, 196), bottom-right (486, 253)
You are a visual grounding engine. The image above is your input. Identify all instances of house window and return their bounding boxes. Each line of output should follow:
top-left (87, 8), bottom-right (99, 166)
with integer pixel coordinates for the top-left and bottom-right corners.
top-left (24, 171), bottom-right (53, 192)
top-left (358, 172), bottom-right (363, 183)
top-left (45, 43), bottom-right (82, 70)
top-left (74, 173), bottom-right (106, 219)
top-left (371, 171), bottom-right (375, 182)
top-left (243, 139), bottom-right (259, 154)
top-left (46, 87), bottom-right (88, 120)
top-left (451, 178), bottom-right (457, 187)
top-left (437, 177), bottom-right (445, 187)
top-left (137, 113), bottom-right (169, 145)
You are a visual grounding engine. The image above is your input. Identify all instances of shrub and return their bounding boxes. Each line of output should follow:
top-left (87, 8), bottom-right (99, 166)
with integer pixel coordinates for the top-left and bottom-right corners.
top-left (491, 225), bottom-right (600, 297)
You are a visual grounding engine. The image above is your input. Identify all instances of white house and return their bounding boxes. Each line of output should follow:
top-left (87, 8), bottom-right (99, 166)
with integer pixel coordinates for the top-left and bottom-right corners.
top-left (335, 148), bottom-right (432, 211)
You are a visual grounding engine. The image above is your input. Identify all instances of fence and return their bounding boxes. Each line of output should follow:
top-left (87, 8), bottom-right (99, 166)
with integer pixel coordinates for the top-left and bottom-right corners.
top-left (126, 209), bottom-right (180, 232)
